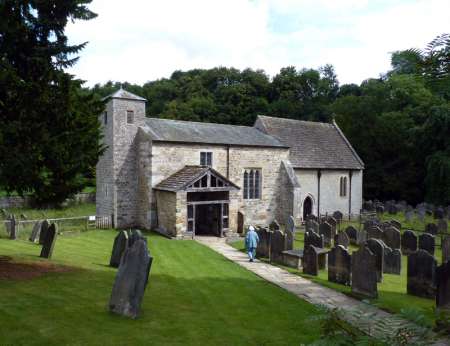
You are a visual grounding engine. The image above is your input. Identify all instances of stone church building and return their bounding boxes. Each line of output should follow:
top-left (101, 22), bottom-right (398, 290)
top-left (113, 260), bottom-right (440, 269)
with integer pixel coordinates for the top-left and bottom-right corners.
top-left (96, 89), bottom-right (364, 238)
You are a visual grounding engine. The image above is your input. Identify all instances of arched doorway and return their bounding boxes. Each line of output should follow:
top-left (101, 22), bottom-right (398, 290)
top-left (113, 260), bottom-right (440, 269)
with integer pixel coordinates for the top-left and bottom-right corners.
top-left (303, 196), bottom-right (313, 220)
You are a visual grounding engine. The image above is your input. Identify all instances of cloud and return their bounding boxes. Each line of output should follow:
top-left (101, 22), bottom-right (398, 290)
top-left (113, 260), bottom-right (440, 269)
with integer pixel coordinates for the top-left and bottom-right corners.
top-left (66, 0), bottom-right (450, 86)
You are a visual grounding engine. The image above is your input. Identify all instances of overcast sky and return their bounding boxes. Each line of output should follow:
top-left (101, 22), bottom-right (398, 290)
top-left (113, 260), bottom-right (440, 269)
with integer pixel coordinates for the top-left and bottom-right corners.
top-left (66, 0), bottom-right (450, 87)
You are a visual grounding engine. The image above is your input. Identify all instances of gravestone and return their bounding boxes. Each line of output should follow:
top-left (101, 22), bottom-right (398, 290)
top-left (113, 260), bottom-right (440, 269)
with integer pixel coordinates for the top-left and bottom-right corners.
top-left (363, 220), bottom-right (375, 231)
top-left (417, 208), bottom-right (426, 222)
top-left (326, 216), bottom-right (337, 234)
top-left (328, 245), bottom-right (351, 285)
top-left (405, 210), bottom-right (414, 222)
top-left (365, 239), bottom-right (384, 282)
top-left (344, 226), bottom-right (357, 245)
top-left (418, 233), bottom-right (435, 256)
top-left (376, 205), bottom-right (385, 214)
top-left (407, 249), bottom-right (437, 299)
top-left (383, 226), bottom-right (401, 249)
top-left (401, 230), bottom-right (417, 255)
top-left (351, 247), bottom-right (378, 298)
top-left (380, 221), bottom-right (392, 231)
top-left (269, 220), bottom-right (280, 231)
top-left (285, 229), bottom-right (294, 251)
top-left (387, 204), bottom-right (397, 215)
top-left (442, 235), bottom-right (450, 264)
top-left (307, 214), bottom-right (318, 222)
top-left (303, 245), bottom-right (319, 276)
top-left (334, 231), bottom-right (349, 248)
top-left (40, 223), bottom-right (57, 259)
top-left (332, 211), bottom-right (343, 222)
top-left (29, 220), bottom-right (43, 243)
top-left (425, 223), bottom-right (438, 235)
top-left (128, 229), bottom-right (144, 247)
top-left (319, 222), bottom-right (332, 247)
top-left (384, 247), bottom-right (401, 275)
top-left (7, 215), bottom-right (17, 240)
top-left (256, 227), bottom-right (269, 257)
top-left (237, 211), bottom-right (244, 234)
top-left (368, 226), bottom-right (383, 240)
top-left (270, 230), bottom-right (285, 262)
top-left (285, 216), bottom-right (295, 251)
top-left (304, 231), bottom-right (324, 249)
top-left (363, 200), bottom-right (374, 211)
top-left (390, 220), bottom-right (401, 230)
top-left (306, 220), bottom-right (319, 233)
top-left (437, 219), bottom-right (448, 234)
top-left (356, 230), bottom-right (367, 245)
top-left (434, 207), bottom-right (445, 219)
top-left (286, 216), bottom-right (295, 235)
top-left (109, 238), bottom-right (153, 319)
top-left (436, 261), bottom-right (450, 312)
top-left (38, 220), bottom-right (50, 245)
top-left (110, 231), bottom-right (129, 268)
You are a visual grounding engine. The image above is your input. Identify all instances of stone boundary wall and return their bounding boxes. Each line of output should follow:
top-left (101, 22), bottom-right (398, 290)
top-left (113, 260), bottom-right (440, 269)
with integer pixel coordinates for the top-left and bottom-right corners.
top-left (0, 192), bottom-right (95, 209)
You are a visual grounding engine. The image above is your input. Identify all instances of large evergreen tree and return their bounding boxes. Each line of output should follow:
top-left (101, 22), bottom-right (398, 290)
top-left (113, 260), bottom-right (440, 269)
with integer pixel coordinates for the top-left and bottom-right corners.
top-left (0, 0), bottom-right (104, 206)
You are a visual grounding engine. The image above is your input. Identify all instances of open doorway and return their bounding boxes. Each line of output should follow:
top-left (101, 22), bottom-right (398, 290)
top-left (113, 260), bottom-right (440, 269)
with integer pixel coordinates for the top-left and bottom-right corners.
top-left (303, 196), bottom-right (313, 220)
top-left (195, 204), bottom-right (222, 236)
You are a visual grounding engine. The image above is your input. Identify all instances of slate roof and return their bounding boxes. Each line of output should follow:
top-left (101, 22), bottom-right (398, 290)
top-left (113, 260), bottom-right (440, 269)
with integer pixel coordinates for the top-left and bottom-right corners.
top-left (256, 115), bottom-right (364, 169)
top-left (102, 88), bottom-right (147, 102)
top-left (154, 166), bottom-right (239, 192)
top-left (143, 118), bottom-right (287, 148)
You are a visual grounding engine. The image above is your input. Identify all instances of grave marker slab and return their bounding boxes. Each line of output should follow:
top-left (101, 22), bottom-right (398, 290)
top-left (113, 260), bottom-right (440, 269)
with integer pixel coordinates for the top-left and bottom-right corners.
top-left (425, 223), bottom-right (438, 235)
top-left (110, 231), bottom-right (129, 268)
top-left (328, 245), bottom-right (351, 285)
top-left (407, 249), bottom-right (437, 299)
top-left (351, 247), bottom-right (378, 298)
top-left (303, 245), bottom-right (319, 276)
top-left (29, 221), bottom-right (42, 243)
top-left (401, 230), bottom-right (418, 255)
top-left (256, 227), bottom-right (269, 257)
top-left (390, 220), bottom-right (401, 230)
top-left (356, 230), bottom-right (367, 245)
top-left (365, 239), bottom-right (384, 282)
top-left (383, 226), bottom-right (401, 249)
top-left (436, 261), bottom-right (450, 311)
top-left (384, 247), bottom-right (401, 275)
top-left (334, 231), bottom-right (349, 248)
top-left (332, 211), bottom-right (343, 222)
top-left (368, 226), bottom-right (383, 240)
top-left (344, 226), bottom-right (358, 245)
top-left (38, 220), bottom-right (50, 245)
top-left (418, 233), bottom-right (435, 256)
top-left (40, 223), bottom-right (57, 259)
top-left (270, 230), bottom-right (285, 262)
top-left (437, 219), bottom-right (448, 234)
top-left (442, 235), bottom-right (450, 264)
top-left (319, 222), bottom-right (333, 247)
top-left (109, 238), bottom-right (153, 319)
top-left (304, 231), bottom-right (324, 249)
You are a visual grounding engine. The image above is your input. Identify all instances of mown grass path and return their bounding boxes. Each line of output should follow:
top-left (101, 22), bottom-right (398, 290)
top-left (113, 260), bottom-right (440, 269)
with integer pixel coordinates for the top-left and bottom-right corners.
top-left (0, 231), bottom-right (320, 345)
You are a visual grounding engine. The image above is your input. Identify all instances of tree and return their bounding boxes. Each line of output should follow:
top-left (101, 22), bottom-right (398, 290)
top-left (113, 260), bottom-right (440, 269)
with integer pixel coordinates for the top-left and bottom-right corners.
top-left (0, 0), bottom-right (104, 206)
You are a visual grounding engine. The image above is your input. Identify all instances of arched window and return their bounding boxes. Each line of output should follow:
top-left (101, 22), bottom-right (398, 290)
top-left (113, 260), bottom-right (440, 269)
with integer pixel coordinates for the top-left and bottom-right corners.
top-left (339, 176), bottom-right (347, 197)
top-left (243, 169), bottom-right (261, 199)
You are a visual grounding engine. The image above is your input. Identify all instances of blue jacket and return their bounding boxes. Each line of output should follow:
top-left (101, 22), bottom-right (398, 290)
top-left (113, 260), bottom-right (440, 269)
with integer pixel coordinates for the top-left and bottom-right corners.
top-left (245, 229), bottom-right (259, 249)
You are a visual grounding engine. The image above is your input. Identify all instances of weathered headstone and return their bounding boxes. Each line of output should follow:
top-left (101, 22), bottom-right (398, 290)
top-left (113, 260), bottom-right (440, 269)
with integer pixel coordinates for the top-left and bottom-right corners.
top-left (29, 220), bottom-right (43, 243)
top-left (270, 230), bottom-right (285, 262)
top-left (390, 220), bottom-right (401, 230)
top-left (383, 247), bottom-right (401, 275)
top-left (128, 229), bottom-right (143, 247)
top-left (285, 229), bottom-right (294, 251)
top-left (110, 231), bottom-right (129, 268)
top-left (328, 245), bottom-right (351, 285)
top-left (38, 219), bottom-right (50, 245)
top-left (425, 223), bottom-right (438, 235)
top-left (356, 230), bottom-right (367, 245)
top-left (8, 215), bottom-right (17, 240)
top-left (365, 238), bottom-right (384, 282)
top-left (40, 223), bottom-right (57, 259)
top-left (383, 226), bottom-right (401, 249)
top-left (334, 231), bottom-right (349, 248)
top-left (418, 233), bottom-right (435, 256)
top-left (407, 249), bottom-right (437, 299)
top-left (351, 247), bottom-right (378, 298)
top-left (269, 220), bottom-right (280, 231)
top-left (368, 226), bottom-right (383, 240)
top-left (319, 222), bottom-right (332, 247)
top-left (304, 231), bottom-right (324, 249)
top-left (306, 219), bottom-right (319, 234)
top-left (344, 226), bottom-right (358, 245)
top-left (436, 261), bottom-right (450, 312)
top-left (401, 230), bottom-right (417, 255)
top-left (376, 205), bottom-right (384, 214)
top-left (256, 227), bottom-right (269, 257)
top-left (326, 216), bottom-right (337, 234)
top-left (109, 238), bottom-right (153, 319)
top-left (303, 245), bottom-right (319, 276)
top-left (332, 211), bottom-right (343, 222)
top-left (437, 219), bottom-right (448, 234)
top-left (286, 216), bottom-right (295, 235)
top-left (434, 207), bottom-right (445, 220)
top-left (442, 235), bottom-right (450, 264)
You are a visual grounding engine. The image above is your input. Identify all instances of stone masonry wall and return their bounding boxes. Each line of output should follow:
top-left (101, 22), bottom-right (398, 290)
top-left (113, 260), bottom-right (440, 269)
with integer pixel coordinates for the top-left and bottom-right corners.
top-left (155, 190), bottom-right (177, 236)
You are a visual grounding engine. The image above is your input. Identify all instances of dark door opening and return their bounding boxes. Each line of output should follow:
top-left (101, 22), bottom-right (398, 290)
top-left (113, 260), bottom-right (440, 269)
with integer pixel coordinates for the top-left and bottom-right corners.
top-left (303, 196), bottom-right (313, 220)
top-left (195, 204), bottom-right (222, 236)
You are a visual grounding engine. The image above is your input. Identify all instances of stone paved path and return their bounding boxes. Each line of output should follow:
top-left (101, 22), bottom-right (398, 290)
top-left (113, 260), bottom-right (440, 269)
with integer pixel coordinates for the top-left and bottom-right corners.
top-left (196, 236), bottom-right (449, 345)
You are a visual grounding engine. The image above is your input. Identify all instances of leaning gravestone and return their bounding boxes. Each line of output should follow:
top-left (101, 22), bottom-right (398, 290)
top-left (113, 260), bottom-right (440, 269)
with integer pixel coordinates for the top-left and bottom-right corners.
top-left (270, 230), bottom-right (285, 262)
top-left (319, 222), bottom-right (332, 247)
top-left (425, 223), bottom-right (438, 235)
top-left (38, 219), bottom-right (50, 245)
top-left (334, 231), bottom-right (349, 248)
top-left (303, 245), bottom-right (319, 276)
top-left (442, 235), bottom-right (450, 264)
top-left (40, 223), bottom-right (57, 259)
top-left (383, 226), bottom-right (401, 249)
top-left (328, 245), bottom-right (351, 285)
top-left (256, 228), bottom-right (269, 257)
top-left (269, 220), bottom-right (280, 231)
top-left (418, 233), bottom-right (435, 256)
top-left (351, 246), bottom-right (378, 298)
top-left (436, 261), bottom-right (450, 312)
top-left (384, 247), bottom-right (401, 275)
top-left (344, 226), bottom-right (358, 245)
top-left (29, 220), bottom-right (43, 243)
top-left (407, 249), bottom-right (437, 299)
top-left (365, 238), bottom-right (384, 282)
top-left (437, 219), bottom-right (448, 234)
top-left (332, 211), bottom-right (343, 222)
top-left (110, 231), bottom-right (129, 268)
top-left (401, 230), bottom-right (417, 255)
top-left (109, 238), bottom-right (153, 319)
top-left (128, 229), bottom-right (143, 247)
top-left (368, 226), bottom-right (383, 240)
top-left (304, 231), bottom-right (324, 249)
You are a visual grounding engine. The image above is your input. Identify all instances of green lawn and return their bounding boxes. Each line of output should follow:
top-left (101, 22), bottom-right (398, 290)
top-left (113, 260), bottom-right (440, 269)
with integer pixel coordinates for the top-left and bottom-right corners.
top-left (0, 230), bottom-right (321, 345)
top-left (1, 202), bottom-right (96, 220)
top-left (231, 232), bottom-right (438, 327)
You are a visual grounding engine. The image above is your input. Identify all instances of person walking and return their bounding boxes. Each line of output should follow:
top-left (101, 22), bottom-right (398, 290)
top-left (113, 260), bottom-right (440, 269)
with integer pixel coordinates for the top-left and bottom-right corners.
top-left (245, 225), bottom-right (259, 262)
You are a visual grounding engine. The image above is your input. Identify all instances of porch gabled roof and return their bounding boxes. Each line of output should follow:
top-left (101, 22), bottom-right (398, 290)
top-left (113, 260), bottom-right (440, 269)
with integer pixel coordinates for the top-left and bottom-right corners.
top-left (154, 166), bottom-right (240, 192)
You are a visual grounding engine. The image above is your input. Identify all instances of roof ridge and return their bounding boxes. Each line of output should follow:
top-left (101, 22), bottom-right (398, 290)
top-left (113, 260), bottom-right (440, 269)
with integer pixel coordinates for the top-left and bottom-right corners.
top-left (149, 117), bottom-right (256, 129)
top-left (257, 115), bottom-right (333, 127)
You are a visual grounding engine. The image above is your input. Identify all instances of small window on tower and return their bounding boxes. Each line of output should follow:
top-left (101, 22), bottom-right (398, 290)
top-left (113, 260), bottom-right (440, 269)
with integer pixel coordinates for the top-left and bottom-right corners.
top-left (126, 110), bottom-right (134, 124)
